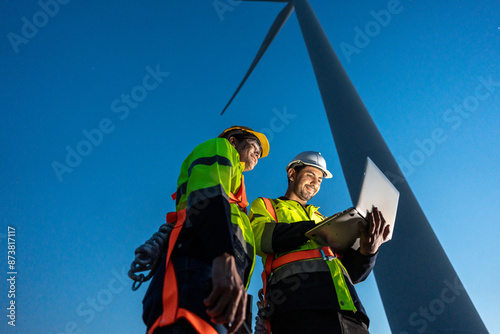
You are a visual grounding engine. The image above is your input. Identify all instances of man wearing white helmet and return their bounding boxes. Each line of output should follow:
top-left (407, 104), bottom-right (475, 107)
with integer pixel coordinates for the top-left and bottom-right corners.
top-left (250, 151), bottom-right (389, 334)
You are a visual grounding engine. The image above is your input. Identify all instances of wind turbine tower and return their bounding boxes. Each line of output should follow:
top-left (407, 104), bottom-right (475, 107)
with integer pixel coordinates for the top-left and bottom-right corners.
top-left (221, 1), bottom-right (489, 333)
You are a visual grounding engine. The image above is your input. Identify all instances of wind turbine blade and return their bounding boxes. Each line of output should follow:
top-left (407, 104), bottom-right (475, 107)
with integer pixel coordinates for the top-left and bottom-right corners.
top-left (220, 1), bottom-right (294, 115)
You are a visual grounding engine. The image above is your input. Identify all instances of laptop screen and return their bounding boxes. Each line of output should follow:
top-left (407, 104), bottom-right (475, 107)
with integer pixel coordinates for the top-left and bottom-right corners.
top-left (355, 157), bottom-right (400, 240)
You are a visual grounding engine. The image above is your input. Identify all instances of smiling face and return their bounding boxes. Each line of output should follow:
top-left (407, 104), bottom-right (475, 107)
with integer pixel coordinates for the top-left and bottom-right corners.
top-left (230, 137), bottom-right (262, 172)
top-left (286, 165), bottom-right (324, 205)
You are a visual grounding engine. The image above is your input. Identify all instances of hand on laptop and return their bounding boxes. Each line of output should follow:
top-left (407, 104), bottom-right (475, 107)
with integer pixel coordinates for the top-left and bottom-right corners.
top-left (359, 207), bottom-right (391, 256)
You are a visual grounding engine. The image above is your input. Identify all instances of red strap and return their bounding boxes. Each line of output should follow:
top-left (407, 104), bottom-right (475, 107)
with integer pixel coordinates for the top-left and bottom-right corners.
top-left (177, 309), bottom-right (218, 334)
top-left (166, 212), bottom-right (177, 224)
top-left (261, 198), bottom-right (277, 221)
top-left (264, 254), bottom-right (274, 277)
top-left (148, 209), bottom-right (218, 334)
top-left (228, 175), bottom-right (248, 213)
top-left (261, 198), bottom-right (277, 278)
top-left (158, 209), bottom-right (186, 327)
top-left (271, 246), bottom-right (335, 270)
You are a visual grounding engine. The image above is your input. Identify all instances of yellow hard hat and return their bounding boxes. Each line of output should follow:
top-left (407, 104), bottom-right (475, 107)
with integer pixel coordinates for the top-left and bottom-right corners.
top-left (218, 126), bottom-right (269, 158)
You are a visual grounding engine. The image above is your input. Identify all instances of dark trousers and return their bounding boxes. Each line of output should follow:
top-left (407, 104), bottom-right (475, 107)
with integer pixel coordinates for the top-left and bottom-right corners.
top-left (270, 309), bottom-right (370, 334)
top-left (150, 257), bottom-right (227, 334)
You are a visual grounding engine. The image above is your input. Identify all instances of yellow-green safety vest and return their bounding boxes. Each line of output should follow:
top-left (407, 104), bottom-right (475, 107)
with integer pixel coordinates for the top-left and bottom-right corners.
top-left (250, 197), bottom-right (357, 312)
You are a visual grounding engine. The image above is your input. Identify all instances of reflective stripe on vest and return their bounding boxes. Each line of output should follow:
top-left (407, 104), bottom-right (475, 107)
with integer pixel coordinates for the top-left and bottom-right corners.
top-left (271, 258), bottom-right (330, 283)
top-left (326, 258), bottom-right (356, 311)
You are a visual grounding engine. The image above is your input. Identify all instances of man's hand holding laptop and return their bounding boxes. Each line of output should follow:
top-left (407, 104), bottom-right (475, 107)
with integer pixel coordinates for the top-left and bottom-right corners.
top-left (359, 207), bottom-right (391, 256)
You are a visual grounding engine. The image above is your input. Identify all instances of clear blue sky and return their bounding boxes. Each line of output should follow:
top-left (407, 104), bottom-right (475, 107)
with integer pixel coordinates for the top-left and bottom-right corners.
top-left (1, 1), bottom-right (499, 333)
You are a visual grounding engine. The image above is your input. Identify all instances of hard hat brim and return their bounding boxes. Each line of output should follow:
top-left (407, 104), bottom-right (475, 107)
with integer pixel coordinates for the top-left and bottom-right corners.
top-left (286, 160), bottom-right (333, 179)
top-left (219, 126), bottom-right (270, 158)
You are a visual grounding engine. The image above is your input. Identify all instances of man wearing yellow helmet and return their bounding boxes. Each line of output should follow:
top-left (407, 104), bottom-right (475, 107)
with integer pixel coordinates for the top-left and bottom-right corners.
top-left (143, 126), bottom-right (269, 334)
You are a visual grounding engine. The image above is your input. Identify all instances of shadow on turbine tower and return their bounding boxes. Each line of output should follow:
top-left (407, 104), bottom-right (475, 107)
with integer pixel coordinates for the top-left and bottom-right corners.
top-left (220, 1), bottom-right (489, 333)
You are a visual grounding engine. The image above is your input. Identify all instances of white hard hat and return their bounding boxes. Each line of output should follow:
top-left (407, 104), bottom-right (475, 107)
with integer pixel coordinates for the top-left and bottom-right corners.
top-left (286, 151), bottom-right (333, 179)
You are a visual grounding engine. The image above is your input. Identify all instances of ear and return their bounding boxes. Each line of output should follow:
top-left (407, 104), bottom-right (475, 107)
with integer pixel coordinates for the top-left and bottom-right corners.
top-left (228, 136), bottom-right (238, 148)
top-left (287, 168), bottom-right (295, 182)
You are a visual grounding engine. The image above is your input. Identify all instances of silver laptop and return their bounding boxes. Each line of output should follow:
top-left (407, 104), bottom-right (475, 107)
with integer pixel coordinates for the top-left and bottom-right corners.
top-left (305, 157), bottom-right (400, 252)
